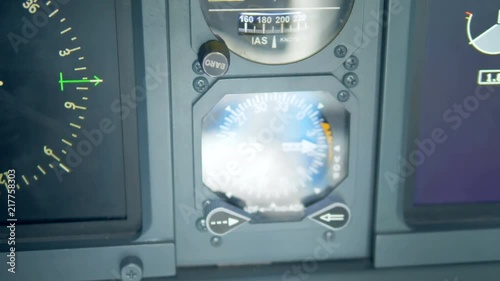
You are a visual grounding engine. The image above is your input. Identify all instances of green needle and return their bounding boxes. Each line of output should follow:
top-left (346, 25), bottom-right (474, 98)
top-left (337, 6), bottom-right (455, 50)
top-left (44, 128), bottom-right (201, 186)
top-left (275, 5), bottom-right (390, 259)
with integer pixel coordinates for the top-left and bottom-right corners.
top-left (59, 72), bottom-right (103, 92)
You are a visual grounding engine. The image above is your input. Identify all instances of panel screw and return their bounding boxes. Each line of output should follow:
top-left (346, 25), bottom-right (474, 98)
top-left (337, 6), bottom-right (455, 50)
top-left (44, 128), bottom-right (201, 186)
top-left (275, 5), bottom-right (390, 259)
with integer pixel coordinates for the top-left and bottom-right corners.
top-left (211, 236), bottom-right (222, 247)
top-left (202, 200), bottom-right (212, 209)
top-left (343, 73), bottom-right (359, 88)
top-left (193, 77), bottom-right (209, 93)
top-left (120, 257), bottom-right (143, 281)
top-left (337, 90), bottom-right (351, 103)
top-left (196, 218), bottom-right (207, 232)
top-left (192, 60), bottom-right (204, 75)
top-left (344, 56), bottom-right (359, 71)
top-left (323, 231), bottom-right (335, 242)
top-left (334, 45), bottom-right (348, 58)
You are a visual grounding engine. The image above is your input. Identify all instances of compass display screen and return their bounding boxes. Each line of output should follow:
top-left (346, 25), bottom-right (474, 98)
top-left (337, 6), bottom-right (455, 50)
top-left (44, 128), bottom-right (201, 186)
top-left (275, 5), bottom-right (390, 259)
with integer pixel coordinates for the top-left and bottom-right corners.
top-left (0, 0), bottom-right (139, 234)
top-left (410, 0), bottom-right (500, 206)
top-left (202, 92), bottom-right (349, 221)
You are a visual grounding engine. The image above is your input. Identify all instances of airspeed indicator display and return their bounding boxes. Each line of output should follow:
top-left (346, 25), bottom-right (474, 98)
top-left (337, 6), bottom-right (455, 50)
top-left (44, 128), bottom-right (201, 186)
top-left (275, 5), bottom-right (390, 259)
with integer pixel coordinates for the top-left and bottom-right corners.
top-left (201, 0), bottom-right (355, 64)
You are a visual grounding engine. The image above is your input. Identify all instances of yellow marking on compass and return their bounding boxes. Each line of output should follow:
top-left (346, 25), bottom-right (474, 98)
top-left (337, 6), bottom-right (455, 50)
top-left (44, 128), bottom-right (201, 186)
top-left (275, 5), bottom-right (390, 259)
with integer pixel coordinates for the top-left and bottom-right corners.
top-left (34, 175), bottom-right (38, 181)
top-left (71, 37), bottom-right (77, 41)
top-left (61, 27), bottom-right (72, 34)
top-left (321, 123), bottom-right (334, 161)
top-left (75, 67), bottom-right (87, 71)
top-left (16, 184), bottom-right (20, 190)
top-left (62, 139), bottom-right (73, 146)
top-left (59, 163), bottom-right (71, 173)
top-left (0, 81), bottom-right (3, 86)
top-left (79, 116), bottom-right (85, 120)
top-left (46, 1), bottom-right (51, 5)
top-left (37, 165), bottom-right (46, 175)
top-left (82, 97), bottom-right (88, 100)
top-left (48, 9), bottom-right (59, 18)
top-left (49, 163), bottom-right (54, 169)
top-left (62, 150), bottom-right (67, 154)
top-left (72, 134), bottom-right (78, 138)
top-left (22, 175), bottom-right (29, 186)
top-left (79, 57), bottom-right (84, 60)
top-left (60, 18), bottom-right (66, 23)
top-left (77, 87), bottom-right (89, 90)
top-left (70, 123), bottom-right (81, 129)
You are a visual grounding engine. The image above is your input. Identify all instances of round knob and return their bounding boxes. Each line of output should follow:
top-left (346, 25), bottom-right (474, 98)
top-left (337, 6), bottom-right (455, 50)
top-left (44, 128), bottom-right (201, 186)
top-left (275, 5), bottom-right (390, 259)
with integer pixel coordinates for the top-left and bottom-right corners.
top-left (198, 40), bottom-right (230, 77)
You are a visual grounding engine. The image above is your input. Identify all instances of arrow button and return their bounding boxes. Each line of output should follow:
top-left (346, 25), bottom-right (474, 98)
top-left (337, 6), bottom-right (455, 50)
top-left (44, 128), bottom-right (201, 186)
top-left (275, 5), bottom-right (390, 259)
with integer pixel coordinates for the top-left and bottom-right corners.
top-left (206, 208), bottom-right (250, 236)
top-left (309, 203), bottom-right (351, 231)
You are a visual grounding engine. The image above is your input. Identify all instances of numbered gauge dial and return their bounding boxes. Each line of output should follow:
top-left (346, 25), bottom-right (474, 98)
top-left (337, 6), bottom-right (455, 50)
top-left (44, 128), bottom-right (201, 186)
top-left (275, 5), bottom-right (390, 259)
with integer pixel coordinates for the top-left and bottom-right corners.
top-left (466, 9), bottom-right (500, 55)
top-left (0, 0), bottom-right (129, 224)
top-left (200, 0), bottom-right (355, 64)
top-left (202, 92), bottom-right (349, 220)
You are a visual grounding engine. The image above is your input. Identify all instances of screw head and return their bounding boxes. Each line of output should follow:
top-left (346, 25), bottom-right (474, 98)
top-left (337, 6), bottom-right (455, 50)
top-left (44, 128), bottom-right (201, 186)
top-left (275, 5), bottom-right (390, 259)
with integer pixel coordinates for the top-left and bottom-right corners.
top-left (337, 90), bottom-right (351, 103)
top-left (193, 77), bottom-right (209, 93)
top-left (120, 262), bottom-right (143, 281)
top-left (211, 236), bottom-right (222, 247)
top-left (192, 60), bottom-right (204, 75)
top-left (202, 200), bottom-right (212, 209)
top-left (344, 56), bottom-right (359, 71)
top-left (343, 73), bottom-right (359, 88)
top-left (196, 218), bottom-right (207, 232)
top-left (334, 45), bottom-right (348, 58)
top-left (323, 231), bottom-right (335, 242)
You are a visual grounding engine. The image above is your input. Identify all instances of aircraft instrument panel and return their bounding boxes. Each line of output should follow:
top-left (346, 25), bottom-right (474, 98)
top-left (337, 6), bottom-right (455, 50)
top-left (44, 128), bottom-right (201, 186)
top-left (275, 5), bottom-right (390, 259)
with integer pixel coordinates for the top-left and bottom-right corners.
top-left (0, 0), bottom-right (500, 281)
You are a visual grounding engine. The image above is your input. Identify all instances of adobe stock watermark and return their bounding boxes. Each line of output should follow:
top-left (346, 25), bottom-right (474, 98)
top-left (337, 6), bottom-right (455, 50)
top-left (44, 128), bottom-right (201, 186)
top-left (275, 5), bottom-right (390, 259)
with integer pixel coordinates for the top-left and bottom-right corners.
top-left (340, 0), bottom-right (404, 55)
top-left (49, 64), bottom-right (168, 182)
top-left (178, 105), bottom-right (300, 225)
top-left (8, 0), bottom-right (72, 54)
top-left (282, 237), bottom-right (340, 281)
top-left (384, 85), bottom-right (496, 191)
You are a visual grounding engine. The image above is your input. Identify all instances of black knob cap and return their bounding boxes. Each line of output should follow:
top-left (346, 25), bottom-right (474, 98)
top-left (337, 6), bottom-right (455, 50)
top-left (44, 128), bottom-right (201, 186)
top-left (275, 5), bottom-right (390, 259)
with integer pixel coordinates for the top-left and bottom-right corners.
top-left (198, 40), bottom-right (230, 77)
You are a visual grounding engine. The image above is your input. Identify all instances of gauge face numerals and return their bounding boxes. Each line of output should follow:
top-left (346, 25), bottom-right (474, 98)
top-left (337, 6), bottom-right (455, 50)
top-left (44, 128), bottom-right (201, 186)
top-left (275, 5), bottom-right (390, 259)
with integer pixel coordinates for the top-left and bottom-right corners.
top-left (0, 0), bottom-right (127, 224)
top-left (202, 92), bottom-right (350, 219)
top-left (0, 1), bottom-right (93, 192)
top-left (200, 0), bottom-right (355, 64)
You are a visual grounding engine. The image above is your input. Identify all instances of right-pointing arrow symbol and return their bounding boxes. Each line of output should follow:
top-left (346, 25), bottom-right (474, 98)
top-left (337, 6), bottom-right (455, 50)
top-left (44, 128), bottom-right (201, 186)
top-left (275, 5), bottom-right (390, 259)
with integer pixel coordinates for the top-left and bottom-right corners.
top-left (228, 217), bottom-right (239, 226)
top-left (206, 208), bottom-right (250, 236)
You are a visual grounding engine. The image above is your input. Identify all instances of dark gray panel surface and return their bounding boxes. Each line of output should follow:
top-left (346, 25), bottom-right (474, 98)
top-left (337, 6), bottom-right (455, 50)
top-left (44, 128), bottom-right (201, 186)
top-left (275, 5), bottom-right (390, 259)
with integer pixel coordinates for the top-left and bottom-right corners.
top-left (375, 0), bottom-right (413, 234)
top-left (136, 0), bottom-right (175, 243)
top-left (376, 229), bottom-right (500, 268)
top-left (154, 261), bottom-right (500, 281)
top-left (170, 0), bottom-right (383, 266)
top-left (0, 243), bottom-right (175, 281)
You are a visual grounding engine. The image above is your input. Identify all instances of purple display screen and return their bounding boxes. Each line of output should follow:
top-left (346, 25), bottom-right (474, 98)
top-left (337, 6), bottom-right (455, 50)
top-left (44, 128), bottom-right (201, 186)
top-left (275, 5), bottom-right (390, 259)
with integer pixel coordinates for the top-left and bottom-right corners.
top-left (413, 0), bottom-right (500, 205)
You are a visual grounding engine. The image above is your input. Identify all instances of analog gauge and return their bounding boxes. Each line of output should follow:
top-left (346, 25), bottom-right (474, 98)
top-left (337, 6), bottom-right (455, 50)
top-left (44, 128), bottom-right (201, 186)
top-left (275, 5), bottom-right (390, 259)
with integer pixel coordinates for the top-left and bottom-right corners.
top-left (200, 0), bottom-right (355, 64)
top-left (202, 92), bottom-right (349, 221)
top-left (466, 9), bottom-right (500, 55)
top-left (0, 0), bottom-right (131, 225)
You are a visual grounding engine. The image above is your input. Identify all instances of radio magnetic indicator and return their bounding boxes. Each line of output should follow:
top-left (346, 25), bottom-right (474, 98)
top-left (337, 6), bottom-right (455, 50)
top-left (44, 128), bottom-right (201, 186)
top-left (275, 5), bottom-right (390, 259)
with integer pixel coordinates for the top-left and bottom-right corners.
top-left (201, 91), bottom-right (350, 221)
